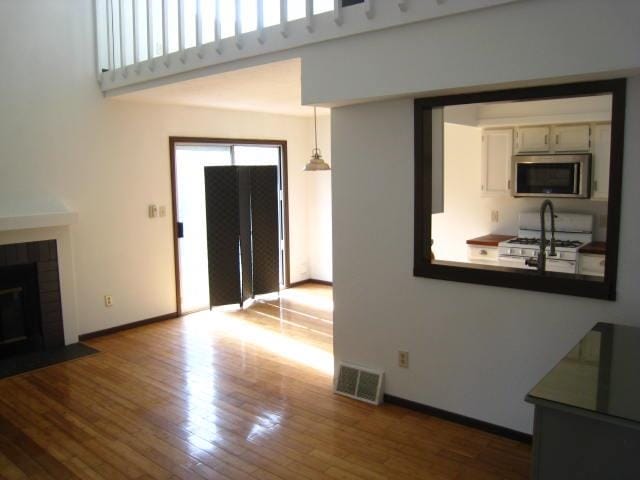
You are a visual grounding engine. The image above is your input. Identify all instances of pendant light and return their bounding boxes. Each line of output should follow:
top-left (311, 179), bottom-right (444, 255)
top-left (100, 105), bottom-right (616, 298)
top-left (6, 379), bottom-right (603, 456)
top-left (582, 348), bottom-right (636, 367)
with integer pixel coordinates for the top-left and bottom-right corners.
top-left (304, 107), bottom-right (331, 171)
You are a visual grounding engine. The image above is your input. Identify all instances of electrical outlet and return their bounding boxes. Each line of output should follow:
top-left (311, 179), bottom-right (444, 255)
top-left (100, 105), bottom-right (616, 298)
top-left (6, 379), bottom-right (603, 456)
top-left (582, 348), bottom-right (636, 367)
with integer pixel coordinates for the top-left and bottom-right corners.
top-left (491, 210), bottom-right (499, 223)
top-left (104, 295), bottom-right (113, 307)
top-left (159, 205), bottom-right (167, 217)
top-left (398, 351), bottom-right (409, 368)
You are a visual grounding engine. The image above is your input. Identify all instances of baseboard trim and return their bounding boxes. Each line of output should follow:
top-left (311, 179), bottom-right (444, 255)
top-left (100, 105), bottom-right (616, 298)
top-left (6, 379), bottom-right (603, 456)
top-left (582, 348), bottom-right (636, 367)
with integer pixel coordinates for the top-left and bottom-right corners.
top-left (289, 279), bottom-right (333, 288)
top-left (78, 312), bottom-right (178, 341)
top-left (384, 394), bottom-right (532, 444)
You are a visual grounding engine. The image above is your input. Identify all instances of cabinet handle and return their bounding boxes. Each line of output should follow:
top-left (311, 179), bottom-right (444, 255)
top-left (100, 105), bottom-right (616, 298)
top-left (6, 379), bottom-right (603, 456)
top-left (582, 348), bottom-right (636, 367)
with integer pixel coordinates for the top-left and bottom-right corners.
top-left (600, 260), bottom-right (605, 267)
top-left (593, 180), bottom-right (598, 192)
top-left (556, 134), bottom-right (560, 144)
top-left (544, 134), bottom-right (548, 145)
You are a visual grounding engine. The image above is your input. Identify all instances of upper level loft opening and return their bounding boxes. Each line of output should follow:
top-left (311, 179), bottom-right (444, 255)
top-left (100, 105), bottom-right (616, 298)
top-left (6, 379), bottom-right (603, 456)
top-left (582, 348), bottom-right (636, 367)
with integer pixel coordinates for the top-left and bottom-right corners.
top-left (94, 0), bottom-right (520, 94)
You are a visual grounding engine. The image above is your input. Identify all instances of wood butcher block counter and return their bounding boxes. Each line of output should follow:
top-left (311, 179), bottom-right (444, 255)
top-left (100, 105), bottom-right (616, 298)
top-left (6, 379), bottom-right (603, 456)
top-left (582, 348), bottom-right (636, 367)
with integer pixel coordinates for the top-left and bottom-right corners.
top-left (579, 241), bottom-right (607, 255)
top-left (466, 234), bottom-right (515, 247)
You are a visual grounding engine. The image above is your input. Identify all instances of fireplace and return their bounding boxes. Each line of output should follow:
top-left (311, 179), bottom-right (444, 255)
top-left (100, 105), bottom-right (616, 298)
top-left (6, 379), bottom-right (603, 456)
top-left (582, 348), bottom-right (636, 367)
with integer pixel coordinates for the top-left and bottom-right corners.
top-left (0, 240), bottom-right (64, 358)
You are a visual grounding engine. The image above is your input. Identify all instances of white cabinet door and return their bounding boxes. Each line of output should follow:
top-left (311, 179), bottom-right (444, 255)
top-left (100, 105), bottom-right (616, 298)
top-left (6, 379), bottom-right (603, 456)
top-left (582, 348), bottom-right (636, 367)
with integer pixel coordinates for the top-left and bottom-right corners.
top-left (579, 254), bottom-right (606, 277)
top-left (553, 124), bottom-right (591, 152)
top-left (591, 123), bottom-right (611, 201)
top-left (515, 126), bottom-right (550, 153)
top-left (481, 129), bottom-right (512, 196)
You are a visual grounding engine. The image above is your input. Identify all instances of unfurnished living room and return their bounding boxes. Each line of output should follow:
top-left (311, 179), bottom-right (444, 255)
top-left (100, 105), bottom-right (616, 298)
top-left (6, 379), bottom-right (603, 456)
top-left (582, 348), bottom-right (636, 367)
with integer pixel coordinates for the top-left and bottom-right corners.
top-left (1, 1), bottom-right (639, 479)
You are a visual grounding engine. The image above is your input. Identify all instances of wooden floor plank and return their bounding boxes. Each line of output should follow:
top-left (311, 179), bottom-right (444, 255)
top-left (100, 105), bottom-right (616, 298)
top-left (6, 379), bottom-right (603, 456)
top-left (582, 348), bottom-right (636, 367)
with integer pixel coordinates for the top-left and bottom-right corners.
top-left (0, 284), bottom-right (530, 479)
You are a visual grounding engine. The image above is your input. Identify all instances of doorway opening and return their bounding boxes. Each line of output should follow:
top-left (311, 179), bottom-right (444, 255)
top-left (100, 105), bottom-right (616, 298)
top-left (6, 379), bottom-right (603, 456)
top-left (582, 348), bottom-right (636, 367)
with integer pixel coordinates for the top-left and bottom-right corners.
top-left (170, 137), bottom-right (289, 315)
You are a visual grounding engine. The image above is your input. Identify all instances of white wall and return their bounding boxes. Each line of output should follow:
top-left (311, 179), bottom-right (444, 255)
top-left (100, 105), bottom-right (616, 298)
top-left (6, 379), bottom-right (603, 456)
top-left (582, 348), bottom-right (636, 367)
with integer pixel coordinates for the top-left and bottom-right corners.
top-left (432, 123), bottom-right (609, 263)
top-left (306, 114), bottom-right (333, 282)
top-left (332, 77), bottom-right (640, 434)
top-left (0, 0), bottom-right (330, 337)
top-left (303, 0), bottom-right (640, 106)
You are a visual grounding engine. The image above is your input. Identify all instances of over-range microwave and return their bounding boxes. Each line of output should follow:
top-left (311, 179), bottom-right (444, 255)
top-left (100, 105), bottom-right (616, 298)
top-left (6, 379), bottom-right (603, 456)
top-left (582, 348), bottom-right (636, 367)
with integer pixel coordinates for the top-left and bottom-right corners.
top-left (511, 154), bottom-right (592, 198)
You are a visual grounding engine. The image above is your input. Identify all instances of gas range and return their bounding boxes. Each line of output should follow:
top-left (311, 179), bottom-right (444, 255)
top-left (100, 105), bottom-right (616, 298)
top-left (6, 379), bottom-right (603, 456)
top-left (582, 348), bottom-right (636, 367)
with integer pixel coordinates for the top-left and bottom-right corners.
top-left (497, 213), bottom-right (594, 274)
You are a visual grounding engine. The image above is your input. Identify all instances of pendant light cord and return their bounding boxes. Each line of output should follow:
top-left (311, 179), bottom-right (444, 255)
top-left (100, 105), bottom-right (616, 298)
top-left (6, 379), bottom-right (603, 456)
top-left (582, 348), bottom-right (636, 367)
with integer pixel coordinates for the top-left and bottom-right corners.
top-left (314, 106), bottom-right (318, 151)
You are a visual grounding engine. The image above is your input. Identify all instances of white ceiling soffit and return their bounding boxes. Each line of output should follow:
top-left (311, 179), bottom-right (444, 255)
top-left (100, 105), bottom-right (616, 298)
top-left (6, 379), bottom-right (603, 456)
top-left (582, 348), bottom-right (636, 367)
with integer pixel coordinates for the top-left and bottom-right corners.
top-left (114, 58), bottom-right (322, 117)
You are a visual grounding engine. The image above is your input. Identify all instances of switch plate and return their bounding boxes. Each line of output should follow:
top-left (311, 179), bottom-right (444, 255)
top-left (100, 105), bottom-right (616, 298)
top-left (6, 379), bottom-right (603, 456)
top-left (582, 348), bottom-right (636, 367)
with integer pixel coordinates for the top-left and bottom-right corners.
top-left (104, 295), bottom-right (113, 307)
top-left (148, 205), bottom-right (158, 218)
top-left (159, 205), bottom-right (166, 217)
top-left (398, 351), bottom-right (409, 368)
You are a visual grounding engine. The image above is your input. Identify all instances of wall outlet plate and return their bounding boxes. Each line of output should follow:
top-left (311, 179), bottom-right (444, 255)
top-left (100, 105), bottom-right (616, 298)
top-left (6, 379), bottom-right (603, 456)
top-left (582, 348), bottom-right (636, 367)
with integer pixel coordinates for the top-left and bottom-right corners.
top-left (148, 205), bottom-right (158, 218)
top-left (159, 205), bottom-right (166, 217)
top-left (491, 210), bottom-right (500, 223)
top-left (398, 351), bottom-right (409, 368)
top-left (104, 295), bottom-right (113, 307)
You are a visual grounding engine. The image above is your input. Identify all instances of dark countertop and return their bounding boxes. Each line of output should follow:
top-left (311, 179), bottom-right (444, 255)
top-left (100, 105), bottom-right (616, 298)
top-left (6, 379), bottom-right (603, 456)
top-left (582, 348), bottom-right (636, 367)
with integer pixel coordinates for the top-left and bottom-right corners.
top-left (526, 323), bottom-right (640, 426)
top-left (466, 234), bottom-right (515, 247)
top-left (579, 241), bottom-right (607, 255)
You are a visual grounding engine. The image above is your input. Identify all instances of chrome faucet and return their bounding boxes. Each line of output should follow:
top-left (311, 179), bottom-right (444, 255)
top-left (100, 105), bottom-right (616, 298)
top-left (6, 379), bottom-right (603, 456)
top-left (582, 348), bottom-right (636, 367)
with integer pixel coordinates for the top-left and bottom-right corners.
top-left (525, 199), bottom-right (557, 273)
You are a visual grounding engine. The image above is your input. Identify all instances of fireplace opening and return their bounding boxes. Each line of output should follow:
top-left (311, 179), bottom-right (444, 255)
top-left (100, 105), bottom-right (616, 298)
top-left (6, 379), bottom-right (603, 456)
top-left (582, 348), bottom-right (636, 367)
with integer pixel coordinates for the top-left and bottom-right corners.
top-left (0, 264), bottom-right (43, 358)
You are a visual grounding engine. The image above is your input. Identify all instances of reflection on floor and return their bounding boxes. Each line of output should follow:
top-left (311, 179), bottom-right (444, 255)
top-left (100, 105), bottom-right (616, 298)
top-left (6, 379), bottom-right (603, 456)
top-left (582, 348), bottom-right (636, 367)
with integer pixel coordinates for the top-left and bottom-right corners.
top-left (0, 283), bottom-right (530, 479)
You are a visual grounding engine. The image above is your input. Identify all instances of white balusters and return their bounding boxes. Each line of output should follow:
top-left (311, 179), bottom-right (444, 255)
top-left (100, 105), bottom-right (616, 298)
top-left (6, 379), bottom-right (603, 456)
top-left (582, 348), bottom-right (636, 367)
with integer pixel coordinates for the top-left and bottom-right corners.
top-left (214, 0), bottom-right (222, 53)
top-left (146, 0), bottom-right (154, 70)
top-left (257, 0), bottom-right (265, 44)
top-left (178, 0), bottom-right (186, 62)
top-left (196, 0), bottom-right (204, 57)
top-left (162, 0), bottom-right (169, 67)
top-left (119, 0), bottom-right (128, 77)
top-left (364, 0), bottom-right (374, 19)
top-left (235, 0), bottom-right (243, 49)
top-left (93, 0), bottom-right (103, 83)
top-left (132, 0), bottom-right (140, 71)
top-left (280, 0), bottom-right (288, 37)
top-left (334, 0), bottom-right (343, 25)
top-left (305, 0), bottom-right (314, 33)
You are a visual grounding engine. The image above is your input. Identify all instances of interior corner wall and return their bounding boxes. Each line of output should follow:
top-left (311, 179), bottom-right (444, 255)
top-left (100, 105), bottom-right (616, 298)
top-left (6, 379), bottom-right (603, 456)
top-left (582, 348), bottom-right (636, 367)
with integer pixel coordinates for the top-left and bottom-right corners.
top-left (306, 113), bottom-right (333, 282)
top-left (0, 0), bottom-right (320, 336)
top-left (331, 77), bottom-right (640, 434)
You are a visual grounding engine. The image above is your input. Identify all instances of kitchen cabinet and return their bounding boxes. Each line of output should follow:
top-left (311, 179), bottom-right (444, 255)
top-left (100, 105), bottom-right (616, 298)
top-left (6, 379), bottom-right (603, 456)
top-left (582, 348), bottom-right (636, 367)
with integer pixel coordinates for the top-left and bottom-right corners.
top-left (466, 235), bottom-right (514, 264)
top-left (552, 124), bottom-right (591, 152)
top-left (591, 123), bottom-right (611, 200)
top-left (579, 254), bottom-right (606, 277)
top-left (468, 245), bottom-right (499, 263)
top-left (481, 129), bottom-right (512, 196)
top-left (514, 126), bottom-right (550, 153)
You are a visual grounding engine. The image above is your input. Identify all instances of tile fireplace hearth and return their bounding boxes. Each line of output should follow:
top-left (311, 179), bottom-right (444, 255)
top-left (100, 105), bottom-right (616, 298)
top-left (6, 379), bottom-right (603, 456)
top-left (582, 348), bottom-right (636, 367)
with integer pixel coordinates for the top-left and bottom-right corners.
top-left (0, 240), bottom-right (64, 357)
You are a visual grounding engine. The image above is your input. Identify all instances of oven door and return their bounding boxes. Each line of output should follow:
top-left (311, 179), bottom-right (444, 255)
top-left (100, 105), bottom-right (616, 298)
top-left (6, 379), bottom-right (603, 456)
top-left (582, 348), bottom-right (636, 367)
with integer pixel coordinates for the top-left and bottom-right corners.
top-left (512, 155), bottom-right (591, 198)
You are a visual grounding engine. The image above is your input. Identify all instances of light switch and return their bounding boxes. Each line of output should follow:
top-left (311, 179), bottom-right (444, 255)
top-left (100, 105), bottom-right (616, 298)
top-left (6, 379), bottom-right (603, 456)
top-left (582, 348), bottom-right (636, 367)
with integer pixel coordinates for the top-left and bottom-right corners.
top-left (148, 205), bottom-right (158, 218)
top-left (159, 205), bottom-right (166, 217)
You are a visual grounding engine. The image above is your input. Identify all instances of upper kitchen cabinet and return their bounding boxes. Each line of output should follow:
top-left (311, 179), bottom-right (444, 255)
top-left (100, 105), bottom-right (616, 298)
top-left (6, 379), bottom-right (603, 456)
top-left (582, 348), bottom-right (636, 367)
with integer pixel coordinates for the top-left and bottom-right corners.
top-left (514, 126), bottom-right (550, 153)
top-left (481, 129), bottom-right (512, 196)
top-left (552, 124), bottom-right (591, 152)
top-left (592, 123), bottom-right (611, 201)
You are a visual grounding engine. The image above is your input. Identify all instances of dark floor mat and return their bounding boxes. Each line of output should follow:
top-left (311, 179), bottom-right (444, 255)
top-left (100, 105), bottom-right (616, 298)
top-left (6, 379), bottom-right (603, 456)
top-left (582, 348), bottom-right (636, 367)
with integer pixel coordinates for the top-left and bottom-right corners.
top-left (0, 343), bottom-right (98, 379)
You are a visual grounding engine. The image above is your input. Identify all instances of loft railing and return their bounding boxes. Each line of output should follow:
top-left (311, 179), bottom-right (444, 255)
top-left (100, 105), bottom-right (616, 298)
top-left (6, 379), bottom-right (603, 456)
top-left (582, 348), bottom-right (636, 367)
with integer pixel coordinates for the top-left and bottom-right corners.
top-left (94, 0), bottom-right (519, 93)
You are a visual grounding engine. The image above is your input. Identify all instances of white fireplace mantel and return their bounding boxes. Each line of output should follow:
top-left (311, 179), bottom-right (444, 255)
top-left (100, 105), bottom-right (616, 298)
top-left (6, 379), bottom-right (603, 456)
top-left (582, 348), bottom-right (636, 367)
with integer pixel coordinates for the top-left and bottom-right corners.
top-left (0, 212), bottom-right (78, 232)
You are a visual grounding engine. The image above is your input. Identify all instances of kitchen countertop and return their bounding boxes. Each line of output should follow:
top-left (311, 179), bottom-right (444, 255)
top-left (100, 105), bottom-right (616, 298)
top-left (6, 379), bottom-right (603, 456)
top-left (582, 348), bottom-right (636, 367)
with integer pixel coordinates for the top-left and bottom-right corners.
top-left (526, 322), bottom-right (640, 427)
top-left (579, 241), bottom-right (607, 255)
top-left (466, 234), bottom-right (515, 247)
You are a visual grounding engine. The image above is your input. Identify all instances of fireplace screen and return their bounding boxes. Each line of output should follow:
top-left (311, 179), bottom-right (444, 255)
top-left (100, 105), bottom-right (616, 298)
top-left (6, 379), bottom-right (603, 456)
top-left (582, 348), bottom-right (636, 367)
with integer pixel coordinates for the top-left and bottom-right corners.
top-left (0, 287), bottom-right (27, 345)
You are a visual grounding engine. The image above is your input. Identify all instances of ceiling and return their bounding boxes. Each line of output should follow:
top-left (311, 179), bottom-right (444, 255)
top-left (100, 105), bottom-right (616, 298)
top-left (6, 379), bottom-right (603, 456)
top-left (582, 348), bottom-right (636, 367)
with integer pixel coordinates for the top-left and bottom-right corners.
top-left (114, 58), bottom-right (319, 117)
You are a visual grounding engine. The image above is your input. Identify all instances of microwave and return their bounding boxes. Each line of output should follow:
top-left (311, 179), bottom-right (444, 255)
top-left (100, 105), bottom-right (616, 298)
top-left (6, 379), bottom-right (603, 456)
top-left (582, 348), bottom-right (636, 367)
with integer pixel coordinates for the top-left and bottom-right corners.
top-left (511, 154), bottom-right (592, 198)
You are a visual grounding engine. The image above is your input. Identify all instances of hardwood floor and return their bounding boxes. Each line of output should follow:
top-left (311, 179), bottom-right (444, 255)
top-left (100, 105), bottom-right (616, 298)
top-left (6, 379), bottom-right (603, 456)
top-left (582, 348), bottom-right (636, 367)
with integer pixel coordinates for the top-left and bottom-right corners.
top-left (0, 284), bottom-right (530, 479)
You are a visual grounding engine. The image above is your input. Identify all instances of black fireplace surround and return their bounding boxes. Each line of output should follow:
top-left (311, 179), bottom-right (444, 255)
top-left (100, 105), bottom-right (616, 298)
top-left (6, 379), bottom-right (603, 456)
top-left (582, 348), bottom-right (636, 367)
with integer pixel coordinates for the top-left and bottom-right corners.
top-left (0, 240), bottom-right (64, 358)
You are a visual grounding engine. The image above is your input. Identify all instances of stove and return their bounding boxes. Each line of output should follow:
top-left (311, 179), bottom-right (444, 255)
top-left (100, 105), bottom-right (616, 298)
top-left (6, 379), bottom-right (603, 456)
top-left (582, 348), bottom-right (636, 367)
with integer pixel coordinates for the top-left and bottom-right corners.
top-left (498, 213), bottom-right (594, 274)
